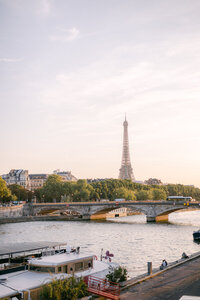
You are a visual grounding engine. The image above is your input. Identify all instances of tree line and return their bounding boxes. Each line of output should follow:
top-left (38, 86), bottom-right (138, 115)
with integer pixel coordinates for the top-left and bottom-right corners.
top-left (1, 175), bottom-right (200, 203)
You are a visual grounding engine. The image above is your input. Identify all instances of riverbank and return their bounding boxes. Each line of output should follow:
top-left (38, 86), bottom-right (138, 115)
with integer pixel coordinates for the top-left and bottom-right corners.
top-left (121, 250), bottom-right (200, 299)
top-left (0, 211), bottom-right (141, 224)
top-left (0, 215), bottom-right (82, 224)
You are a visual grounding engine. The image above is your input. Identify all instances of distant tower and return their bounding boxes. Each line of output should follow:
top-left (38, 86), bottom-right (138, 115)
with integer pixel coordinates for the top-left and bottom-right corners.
top-left (119, 115), bottom-right (135, 181)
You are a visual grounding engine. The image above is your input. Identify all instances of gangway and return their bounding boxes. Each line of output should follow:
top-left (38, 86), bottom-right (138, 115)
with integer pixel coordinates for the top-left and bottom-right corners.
top-left (85, 275), bottom-right (120, 300)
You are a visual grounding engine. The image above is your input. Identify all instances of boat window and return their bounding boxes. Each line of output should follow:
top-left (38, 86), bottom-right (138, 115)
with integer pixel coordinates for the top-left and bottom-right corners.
top-left (58, 266), bottom-right (62, 272)
top-left (84, 260), bottom-right (93, 269)
top-left (30, 265), bottom-right (55, 273)
top-left (75, 262), bottom-right (83, 271)
top-left (63, 265), bottom-right (68, 273)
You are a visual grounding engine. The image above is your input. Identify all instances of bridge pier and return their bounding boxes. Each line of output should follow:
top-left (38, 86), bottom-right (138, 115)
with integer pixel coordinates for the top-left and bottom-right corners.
top-left (146, 215), bottom-right (169, 223)
top-left (156, 214), bottom-right (169, 223)
top-left (81, 214), bottom-right (91, 220)
top-left (146, 216), bottom-right (156, 223)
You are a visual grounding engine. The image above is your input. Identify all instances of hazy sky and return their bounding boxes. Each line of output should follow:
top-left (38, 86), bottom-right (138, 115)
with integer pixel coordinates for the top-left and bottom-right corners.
top-left (1, 0), bottom-right (200, 186)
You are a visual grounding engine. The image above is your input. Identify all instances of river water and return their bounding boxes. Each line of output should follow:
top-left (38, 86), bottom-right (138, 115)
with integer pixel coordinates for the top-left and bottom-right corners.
top-left (1, 210), bottom-right (200, 278)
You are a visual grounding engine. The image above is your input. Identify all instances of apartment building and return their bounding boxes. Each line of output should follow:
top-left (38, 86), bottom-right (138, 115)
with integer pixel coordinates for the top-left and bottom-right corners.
top-left (2, 169), bottom-right (30, 189)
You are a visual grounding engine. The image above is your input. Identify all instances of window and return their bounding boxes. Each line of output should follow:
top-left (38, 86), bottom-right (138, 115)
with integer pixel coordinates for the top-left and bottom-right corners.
top-left (63, 265), bottom-right (68, 273)
top-left (58, 266), bottom-right (62, 272)
top-left (75, 262), bottom-right (83, 271)
top-left (30, 265), bottom-right (55, 273)
top-left (84, 260), bottom-right (93, 269)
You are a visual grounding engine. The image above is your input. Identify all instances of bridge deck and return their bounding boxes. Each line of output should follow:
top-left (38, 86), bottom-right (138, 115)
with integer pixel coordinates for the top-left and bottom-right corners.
top-left (121, 252), bottom-right (200, 300)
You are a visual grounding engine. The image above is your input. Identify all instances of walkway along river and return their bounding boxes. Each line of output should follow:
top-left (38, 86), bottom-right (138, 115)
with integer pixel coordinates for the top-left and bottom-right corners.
top-left (121, 250), bottom-right (200, 299)
top-left (1, 210), bottom-right (200, 278)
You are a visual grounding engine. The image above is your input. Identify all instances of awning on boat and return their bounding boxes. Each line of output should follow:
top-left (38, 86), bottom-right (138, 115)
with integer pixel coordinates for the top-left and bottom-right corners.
top-left (0, 242), bottom-right (66, 256)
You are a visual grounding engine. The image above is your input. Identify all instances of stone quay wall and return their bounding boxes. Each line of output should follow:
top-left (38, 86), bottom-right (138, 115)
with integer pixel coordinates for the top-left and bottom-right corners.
top-left (0, 204), bottom-right (24, 219)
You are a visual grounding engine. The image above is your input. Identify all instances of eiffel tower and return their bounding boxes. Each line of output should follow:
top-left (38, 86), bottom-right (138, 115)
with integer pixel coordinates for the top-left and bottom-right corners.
top-left (119, 115), bottom-right (135, 181)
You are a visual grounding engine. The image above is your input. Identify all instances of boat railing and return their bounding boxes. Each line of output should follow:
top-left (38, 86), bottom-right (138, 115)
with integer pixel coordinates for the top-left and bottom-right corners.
top-left (85, 275), bottom-right (120, 299)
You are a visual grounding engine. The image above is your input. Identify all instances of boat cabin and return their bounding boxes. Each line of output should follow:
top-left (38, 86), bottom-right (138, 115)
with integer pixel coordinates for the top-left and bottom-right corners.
top-left (28, 251), bottom-right (94, 275)
top-left (0, 243), bottom-right (114, 300)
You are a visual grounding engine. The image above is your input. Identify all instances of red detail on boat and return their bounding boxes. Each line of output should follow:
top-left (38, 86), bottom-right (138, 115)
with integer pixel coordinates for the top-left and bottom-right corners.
top-left (84, 275), bottom-right (120, 300)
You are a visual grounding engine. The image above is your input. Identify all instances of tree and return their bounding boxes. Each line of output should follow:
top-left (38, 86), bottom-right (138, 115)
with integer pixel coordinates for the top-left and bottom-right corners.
top-left (41, 174), bottom-right (64, 202)
top-left (135, 190), bottom-right (150, 201)
top-left (40, 277), bottom-right (88, 300)
top-left (166, 184), bottom-right (179, 196)
top-left (8, 184), bottom-right (32, 202)
top-left (113, 187), bottom-right (136, 200)
top-left (72, 180), bottom-right (94, 202)
top-left (151, 188), bottom-right (167, 200)
top-left (0, 177), bottom-right (12, 202)
top-left (106, 266), bottom-right (128, 283)
top-left (62, 181), bottom-right (73, 201)
top-left (32, 177), bottom-right (200, 203)
top-left (34, 188), bottom-right (42, 201)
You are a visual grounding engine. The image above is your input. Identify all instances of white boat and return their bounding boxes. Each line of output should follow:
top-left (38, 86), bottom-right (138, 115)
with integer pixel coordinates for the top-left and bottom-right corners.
top-left (0, 245), bottom-right (118, 300)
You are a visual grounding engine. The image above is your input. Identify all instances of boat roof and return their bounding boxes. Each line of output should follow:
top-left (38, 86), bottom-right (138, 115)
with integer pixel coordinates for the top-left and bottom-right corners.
top-left (29, 252), bottom-right (94, 266)
top-left (0, 242), bottom-right (66, 256)
top-left (0, 260), bottom-right (110, 298)
top-left (0, 283), bottom-right (17, 298)
top-left (0, 270), bottom-right (70, 298)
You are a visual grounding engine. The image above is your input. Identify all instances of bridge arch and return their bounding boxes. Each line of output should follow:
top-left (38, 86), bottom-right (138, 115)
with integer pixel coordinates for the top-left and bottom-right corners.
top-left (28, 202), bottom-right (200, 222)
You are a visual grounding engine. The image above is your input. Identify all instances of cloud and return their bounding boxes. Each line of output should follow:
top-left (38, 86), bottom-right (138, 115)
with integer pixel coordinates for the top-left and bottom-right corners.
top-left (0, 58), bottom-right (23, 62)
top-left (36, 0), bottom-right (53, 16)
top-left (49, 27), bottom-right (80, 42)
top-left (39, 33), bottom-right (200, 143)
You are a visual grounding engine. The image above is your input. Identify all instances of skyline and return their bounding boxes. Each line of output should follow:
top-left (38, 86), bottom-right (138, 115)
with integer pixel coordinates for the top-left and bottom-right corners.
top-left (1, 1), bottom-right (200, 187)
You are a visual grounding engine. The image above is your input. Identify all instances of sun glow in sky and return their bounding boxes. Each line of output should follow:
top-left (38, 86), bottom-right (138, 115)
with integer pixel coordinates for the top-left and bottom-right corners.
top-left (1, 0), bottom-right (200, 187)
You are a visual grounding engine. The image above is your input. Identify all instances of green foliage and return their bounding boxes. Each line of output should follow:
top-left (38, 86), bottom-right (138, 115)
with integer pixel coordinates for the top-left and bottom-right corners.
top-left (106, 266), bottom-right (128, 283)
top-left (8, 184), bottom-right (32, 202)
top-left (35, 178), bottom-right (200, 203)
top-left (0, 177), bottom-right (12, 202)
top-left (151, 188), bottom-right (167, 200)
top-left (135, 189), bottom-right (150, 201)
top-left (72, 179), bottom-right (94, 202)
top-left (40, 174), bottom-right (64, 202)
top-left (40, 277), bottom-right (88, 300)
top-left (113, 187), bottom-right (136, 200)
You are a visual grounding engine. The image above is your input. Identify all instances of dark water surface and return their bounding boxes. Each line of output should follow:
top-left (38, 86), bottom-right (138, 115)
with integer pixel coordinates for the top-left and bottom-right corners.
top-left (1, 210), bottom-right (200, 278)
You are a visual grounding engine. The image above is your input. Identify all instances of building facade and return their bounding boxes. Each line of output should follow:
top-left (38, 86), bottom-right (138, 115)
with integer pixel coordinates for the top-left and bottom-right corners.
top-left (29, 174), bottom-right (49, 191)
top-left (2, 169), bottom-right (30, 189)
top-left (53, 170), bottom-right (77, 182)
top-left (144, 178), bottom-right (163, 185)
top-left (1, 169), bottom-right (77, 191)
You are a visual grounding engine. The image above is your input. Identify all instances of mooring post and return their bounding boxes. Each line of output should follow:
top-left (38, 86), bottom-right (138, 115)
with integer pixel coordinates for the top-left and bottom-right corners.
top-left (147, 262), bottom-right (152, 275)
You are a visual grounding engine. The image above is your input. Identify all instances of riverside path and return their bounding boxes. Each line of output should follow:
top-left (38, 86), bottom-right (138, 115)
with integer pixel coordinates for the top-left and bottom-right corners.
top-left (120, 251), bottom-right (200, 300)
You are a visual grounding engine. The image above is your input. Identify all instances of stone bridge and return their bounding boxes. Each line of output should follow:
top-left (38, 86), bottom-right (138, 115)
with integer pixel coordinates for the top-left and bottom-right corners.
top-left (24, 201), bottom-right (200, 222)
